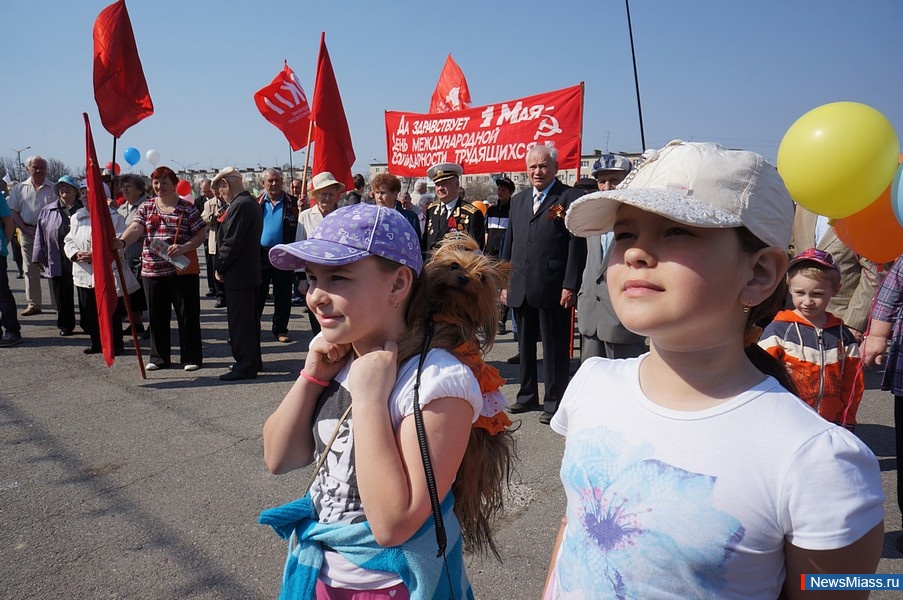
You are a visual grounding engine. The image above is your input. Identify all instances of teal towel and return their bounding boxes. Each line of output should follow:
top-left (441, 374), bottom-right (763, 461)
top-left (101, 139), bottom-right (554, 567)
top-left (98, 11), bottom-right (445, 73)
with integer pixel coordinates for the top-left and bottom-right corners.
top-left (259, 493), bottom-right (474, 599)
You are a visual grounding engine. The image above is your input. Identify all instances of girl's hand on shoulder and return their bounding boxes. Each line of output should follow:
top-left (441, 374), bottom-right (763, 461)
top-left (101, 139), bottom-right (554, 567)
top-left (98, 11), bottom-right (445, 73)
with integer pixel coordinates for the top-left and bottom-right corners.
top-left (349, 340), bottom-right (399, 406)
top-left (304, 336), bottom-right (352, 382)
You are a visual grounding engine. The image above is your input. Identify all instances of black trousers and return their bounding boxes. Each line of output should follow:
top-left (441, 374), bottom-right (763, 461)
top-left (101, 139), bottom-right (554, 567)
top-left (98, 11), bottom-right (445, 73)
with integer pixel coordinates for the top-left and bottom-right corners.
top-left (258, 253), bottom-right (293, 336)
top-left (0, 256), bottom-right (20, 335)
top-left (143, 275), bottom-right (203, 366)
top-left (515, 303), bottom-right (572, 414)
top-left (49, 267), bottom-right (76, 332)
top-left (226, 285), bottom-right (262, 376)
top-left (206, 248), bottom-right (223, 298)
top-left (76, 286), bottom-right (124, 352)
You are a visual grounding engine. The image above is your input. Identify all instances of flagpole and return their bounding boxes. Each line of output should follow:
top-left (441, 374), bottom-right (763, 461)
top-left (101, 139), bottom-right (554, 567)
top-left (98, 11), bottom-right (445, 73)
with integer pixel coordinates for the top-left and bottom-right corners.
top-left (288, 141), bottom-right (294, 181)
top-left (301, 119), bottom-right (315, 207)
top-left (114, 252), bottom-right (147, 379)
top-left (625, 0), bottom-right (646, 151)
top-left (111, 137), bottom-right (118, 180)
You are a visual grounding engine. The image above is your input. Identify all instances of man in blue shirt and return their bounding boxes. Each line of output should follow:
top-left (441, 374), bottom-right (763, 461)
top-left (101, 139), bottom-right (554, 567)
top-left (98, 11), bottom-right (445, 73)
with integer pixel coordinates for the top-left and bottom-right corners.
top-left (257, 168), bottom-right (299, 343)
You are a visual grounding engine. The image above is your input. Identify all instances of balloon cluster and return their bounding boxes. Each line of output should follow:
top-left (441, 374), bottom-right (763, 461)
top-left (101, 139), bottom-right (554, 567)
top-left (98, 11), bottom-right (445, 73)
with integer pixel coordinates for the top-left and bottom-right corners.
top-left (121, 147), bottom-right (163, 168)
top-left (777, 102), bottom-right (902, 263)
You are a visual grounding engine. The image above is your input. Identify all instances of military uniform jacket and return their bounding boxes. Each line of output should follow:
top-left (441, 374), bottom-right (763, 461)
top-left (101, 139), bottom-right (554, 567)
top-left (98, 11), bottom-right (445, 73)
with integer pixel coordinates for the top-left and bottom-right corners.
top-left (422, 199), bottom-right (485, 252)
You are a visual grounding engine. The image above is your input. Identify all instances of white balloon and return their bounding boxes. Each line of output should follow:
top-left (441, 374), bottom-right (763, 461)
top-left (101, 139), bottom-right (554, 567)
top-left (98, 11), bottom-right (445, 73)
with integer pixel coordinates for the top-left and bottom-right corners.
top-left (146, 149), bottom-right (161, 166)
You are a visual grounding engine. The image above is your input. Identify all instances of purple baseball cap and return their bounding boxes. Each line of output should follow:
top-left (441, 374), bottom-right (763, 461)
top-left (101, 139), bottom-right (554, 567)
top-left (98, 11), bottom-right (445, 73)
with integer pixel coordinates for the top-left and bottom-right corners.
top-left (788, 248), bottom-right (840, 275)
top-left (268, 204), bottom-right (423, 275)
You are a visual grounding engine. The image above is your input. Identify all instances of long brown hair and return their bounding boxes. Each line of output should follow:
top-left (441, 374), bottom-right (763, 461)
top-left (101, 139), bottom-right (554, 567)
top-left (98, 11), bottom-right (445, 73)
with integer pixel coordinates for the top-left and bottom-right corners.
top-left (382, 251), bottom-right (514, 559)
top-left (735, 227), bottom-right (798, 395)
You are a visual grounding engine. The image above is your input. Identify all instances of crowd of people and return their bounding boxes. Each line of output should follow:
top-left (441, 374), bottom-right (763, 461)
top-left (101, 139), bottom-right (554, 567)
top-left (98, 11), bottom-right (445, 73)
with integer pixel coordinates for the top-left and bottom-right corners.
top-left (2, 144), bottom-right (901, 597)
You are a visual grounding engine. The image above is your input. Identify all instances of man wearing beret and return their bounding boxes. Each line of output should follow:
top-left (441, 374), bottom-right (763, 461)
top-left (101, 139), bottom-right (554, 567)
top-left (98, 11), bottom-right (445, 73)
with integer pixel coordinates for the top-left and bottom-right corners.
top-left (422, 162), bottom-right (485, 252)
top-left (501, 144), bottom-right (585, 425)
top-left (213, 167), bottom-right (263, 381)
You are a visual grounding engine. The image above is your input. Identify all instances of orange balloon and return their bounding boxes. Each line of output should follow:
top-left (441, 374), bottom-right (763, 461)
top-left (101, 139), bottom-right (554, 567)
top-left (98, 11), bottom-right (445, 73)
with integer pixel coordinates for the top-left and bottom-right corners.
top-left (833, 181), bottom-right (903, 263)
top-left (471, 200), bottom-right (487, 215)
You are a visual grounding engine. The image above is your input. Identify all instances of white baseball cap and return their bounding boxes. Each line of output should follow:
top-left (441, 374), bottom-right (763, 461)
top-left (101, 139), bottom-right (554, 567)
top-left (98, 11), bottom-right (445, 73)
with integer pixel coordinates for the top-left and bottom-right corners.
top-left (565, 140), bottom-right (795, 249)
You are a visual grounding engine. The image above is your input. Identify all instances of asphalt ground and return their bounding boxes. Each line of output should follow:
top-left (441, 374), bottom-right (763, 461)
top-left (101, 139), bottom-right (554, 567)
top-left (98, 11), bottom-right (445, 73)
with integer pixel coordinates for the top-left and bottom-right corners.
top-left (2, 261), bottom-right (902, 599)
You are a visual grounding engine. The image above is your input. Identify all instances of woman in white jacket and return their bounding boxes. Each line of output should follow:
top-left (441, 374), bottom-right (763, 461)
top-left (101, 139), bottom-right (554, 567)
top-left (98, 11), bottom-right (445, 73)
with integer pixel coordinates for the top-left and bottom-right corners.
top-left (64, 202), bottom-right (138, 355)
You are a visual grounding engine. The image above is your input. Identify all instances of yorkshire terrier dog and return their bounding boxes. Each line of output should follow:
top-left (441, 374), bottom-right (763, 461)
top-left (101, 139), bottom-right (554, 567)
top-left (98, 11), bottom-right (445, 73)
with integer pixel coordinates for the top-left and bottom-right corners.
top-left (416, 234), bottom-right (516, 559)
top-left (425, 234), bottom-right (509, 354)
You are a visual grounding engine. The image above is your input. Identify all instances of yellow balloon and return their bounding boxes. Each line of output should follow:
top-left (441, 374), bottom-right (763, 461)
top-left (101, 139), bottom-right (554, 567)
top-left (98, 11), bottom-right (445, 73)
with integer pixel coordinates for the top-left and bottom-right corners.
top-left (777, 102), bottom-right (899, 219)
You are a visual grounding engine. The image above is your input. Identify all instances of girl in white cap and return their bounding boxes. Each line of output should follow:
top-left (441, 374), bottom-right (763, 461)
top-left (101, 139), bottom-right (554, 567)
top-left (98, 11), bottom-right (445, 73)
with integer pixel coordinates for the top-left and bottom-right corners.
top-left (544, 141), bottom-right (883, 599)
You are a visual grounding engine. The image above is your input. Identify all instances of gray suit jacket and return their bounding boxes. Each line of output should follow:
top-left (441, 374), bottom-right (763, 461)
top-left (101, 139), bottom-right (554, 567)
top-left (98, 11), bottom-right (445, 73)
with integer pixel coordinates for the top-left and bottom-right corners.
top-left (577, 234), bottom-right (647, 344)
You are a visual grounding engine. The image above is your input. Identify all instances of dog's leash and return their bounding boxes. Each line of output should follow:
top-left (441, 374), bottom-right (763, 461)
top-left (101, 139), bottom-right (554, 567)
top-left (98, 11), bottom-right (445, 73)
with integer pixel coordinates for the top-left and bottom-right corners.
top-left (412, 315), bottom-right (455, 597)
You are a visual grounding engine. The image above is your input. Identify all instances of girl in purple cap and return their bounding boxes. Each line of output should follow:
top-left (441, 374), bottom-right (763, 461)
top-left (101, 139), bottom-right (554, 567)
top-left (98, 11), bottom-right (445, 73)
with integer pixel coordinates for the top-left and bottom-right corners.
top-left (260, 204), bottom-right (508, 599)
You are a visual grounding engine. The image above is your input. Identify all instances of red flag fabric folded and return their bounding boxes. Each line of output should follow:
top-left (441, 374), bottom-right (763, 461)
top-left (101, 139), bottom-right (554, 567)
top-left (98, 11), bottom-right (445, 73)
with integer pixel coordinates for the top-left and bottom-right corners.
top-left (83, 113), bottom-right (119, 366)
top-left (311, 33), bottom-right (355, 190)
top-left (254, 61), bottom-right (312, 152)
top-left (93, 0), bottom-right (154, 138)
top-left (429, 54), bottom-right (472, 113)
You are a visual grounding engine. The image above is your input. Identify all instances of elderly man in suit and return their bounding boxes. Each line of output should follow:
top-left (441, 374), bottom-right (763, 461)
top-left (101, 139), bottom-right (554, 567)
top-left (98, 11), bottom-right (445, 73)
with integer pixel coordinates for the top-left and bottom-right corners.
top-left (501, 145), bottom-right (585, 424)
top-left (790, 205), bottom-right (879, 340)
top-left (577, 154), bottom-right (647, 362)
top-left (421, 162), bottom-right (485, 252)
top-left (214, 167), bottom-right (263, 381)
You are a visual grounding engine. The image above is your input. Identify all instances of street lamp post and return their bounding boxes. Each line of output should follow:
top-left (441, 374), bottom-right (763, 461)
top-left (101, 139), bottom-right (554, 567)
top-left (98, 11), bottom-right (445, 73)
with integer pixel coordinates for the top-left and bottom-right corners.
top-left (170, 159), bottom-right (198, 180)
top-left (10, 146), bottom-right (31, 181)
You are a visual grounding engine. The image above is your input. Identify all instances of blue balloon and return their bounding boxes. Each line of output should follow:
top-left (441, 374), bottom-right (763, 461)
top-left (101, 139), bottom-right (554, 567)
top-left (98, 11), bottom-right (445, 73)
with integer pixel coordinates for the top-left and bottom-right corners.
top-left (123, 146), bottom-right (141, 166)
top-left (893, 162), bottom-right (903, 228)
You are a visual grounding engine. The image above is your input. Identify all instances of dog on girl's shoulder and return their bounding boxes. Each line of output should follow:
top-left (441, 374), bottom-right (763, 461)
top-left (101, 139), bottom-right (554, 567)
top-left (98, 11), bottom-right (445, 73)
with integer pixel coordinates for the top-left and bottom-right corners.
top-left (425, 234), bottom-right (510, 352)
top-left (424, 234), bottom-right (515, 559)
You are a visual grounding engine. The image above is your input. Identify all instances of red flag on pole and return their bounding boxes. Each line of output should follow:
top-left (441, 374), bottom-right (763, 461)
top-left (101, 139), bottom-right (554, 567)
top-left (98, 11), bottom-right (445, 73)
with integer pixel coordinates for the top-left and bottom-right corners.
top-left (83, 113), bottom-right (119, 366)
top-left (429, 54), bottom-right (472, 113)
top-left (311, 33), bottom-right (355, 190)
top-left (254, 61), bottom-right (312, 152)
top-left (93, 0), bottom-right (154, 138)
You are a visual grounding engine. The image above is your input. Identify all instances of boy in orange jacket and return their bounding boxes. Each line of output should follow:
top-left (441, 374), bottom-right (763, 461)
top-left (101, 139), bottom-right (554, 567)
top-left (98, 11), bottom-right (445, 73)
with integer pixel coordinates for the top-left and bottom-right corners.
top-left (759, 248), bottom-right (864, 430)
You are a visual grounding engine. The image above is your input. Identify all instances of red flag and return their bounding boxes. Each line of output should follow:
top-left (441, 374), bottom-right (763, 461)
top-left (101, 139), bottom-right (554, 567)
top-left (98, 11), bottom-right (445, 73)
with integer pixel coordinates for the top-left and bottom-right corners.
top-left (429, 54), bottom-right (472, 113)
top-left (84, 114), bottom-right (119, 366)
top-left (311, 33), bottom-right (355, 190)
top-left (254, 61), bottom-right (312, 151)
top-left (93, 0), bottom-right (154, 138)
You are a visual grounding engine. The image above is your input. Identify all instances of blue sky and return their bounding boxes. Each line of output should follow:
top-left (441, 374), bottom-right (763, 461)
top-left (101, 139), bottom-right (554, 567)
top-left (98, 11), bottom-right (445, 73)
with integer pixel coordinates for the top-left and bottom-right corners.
top-left (3, 0), bottom-right (902, 176)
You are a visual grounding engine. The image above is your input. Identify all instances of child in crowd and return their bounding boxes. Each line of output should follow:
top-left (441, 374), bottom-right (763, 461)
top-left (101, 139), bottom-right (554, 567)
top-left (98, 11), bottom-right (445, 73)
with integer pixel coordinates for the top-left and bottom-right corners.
top-left (545, 141), bottom-right (883, 599)
top-left (259, 204), bottom-right (509, 599)
top-left (759, 248), bottom-right (864, 430)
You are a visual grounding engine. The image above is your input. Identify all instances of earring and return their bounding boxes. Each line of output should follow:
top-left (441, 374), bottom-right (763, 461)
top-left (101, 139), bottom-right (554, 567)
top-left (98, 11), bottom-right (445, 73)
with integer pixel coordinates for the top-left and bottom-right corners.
top-left (394, 300), bottom-right (399, 309)
top-left (742, 301), bottom-right (751, 313)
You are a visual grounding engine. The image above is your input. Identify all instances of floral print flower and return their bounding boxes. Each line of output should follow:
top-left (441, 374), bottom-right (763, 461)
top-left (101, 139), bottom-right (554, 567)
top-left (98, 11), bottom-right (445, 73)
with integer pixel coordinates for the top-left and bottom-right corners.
top-left (557, 426), bottom-right (744, 599)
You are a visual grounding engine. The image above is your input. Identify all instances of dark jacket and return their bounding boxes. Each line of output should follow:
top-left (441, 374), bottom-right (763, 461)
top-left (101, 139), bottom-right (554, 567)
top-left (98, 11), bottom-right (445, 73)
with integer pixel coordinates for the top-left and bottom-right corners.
top-left (217, 191), bottom-right (263, 290)
top-left (502, 180), bottom-right (585, 309)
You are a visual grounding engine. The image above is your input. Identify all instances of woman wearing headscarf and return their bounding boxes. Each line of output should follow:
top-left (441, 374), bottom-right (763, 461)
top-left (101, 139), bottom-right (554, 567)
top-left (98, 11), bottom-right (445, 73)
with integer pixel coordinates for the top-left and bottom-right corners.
top-left (116, 166), bottom-right (206, 371)
top-left (33, 175), bottom-right (82, 336)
